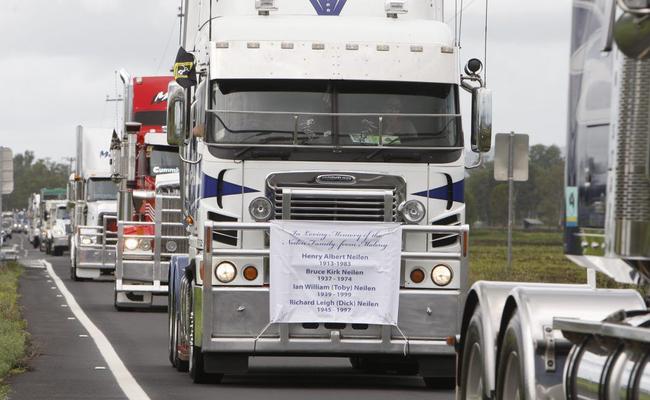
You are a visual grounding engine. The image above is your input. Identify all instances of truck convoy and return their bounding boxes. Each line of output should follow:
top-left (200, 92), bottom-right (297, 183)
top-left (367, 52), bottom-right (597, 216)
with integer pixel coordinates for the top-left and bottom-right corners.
top-left (165, 0), bottom-right (491, 385)
top-left (69, 126), bottom-right (118, 280)
top-left (454, 0), bottom-right (650, 398)
top-left (37, 188), bottom-right (67, 252)
top-left (111, 73), bottom-right (186, 310)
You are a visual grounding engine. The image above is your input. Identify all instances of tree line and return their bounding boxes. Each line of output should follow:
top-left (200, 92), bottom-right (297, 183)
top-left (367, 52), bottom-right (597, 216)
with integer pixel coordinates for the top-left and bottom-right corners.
top-left (2, 151), bottom-right (70, 211)
top-left (465, 144), bottom-right (564, 228)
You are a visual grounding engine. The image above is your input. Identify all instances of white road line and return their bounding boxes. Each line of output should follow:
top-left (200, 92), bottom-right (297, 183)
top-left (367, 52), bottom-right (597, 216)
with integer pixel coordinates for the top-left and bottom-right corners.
top-left (42, 259), bottom-right (151, 400)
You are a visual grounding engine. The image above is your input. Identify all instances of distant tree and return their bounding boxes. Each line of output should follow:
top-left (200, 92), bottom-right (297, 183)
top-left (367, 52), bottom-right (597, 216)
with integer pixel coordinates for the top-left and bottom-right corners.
top-left (2, 151), bottom-right (69, 211)
top-left (466, 144), bottom-right (565, 228)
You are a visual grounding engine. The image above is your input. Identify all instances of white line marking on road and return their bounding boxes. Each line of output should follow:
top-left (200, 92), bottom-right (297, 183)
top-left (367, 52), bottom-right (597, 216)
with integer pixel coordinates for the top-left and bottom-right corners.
top-left (94, 366), bottom-right (107, 370)
top-left (79, 334), bottom-right (89, 338)
top-left (42, 260), bottom-right (151, 400)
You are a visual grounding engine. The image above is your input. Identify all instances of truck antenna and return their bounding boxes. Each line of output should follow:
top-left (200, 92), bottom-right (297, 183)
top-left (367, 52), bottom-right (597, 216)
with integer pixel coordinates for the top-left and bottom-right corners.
top-left (105, 70), bottom-right (124, 130)
top-left (178, 0), bottom-right (185, 46)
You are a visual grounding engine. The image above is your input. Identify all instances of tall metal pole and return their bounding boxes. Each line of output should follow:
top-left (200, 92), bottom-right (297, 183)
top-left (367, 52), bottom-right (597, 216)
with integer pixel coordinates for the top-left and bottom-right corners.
top-left (507, 131), bottom-right (514, 271)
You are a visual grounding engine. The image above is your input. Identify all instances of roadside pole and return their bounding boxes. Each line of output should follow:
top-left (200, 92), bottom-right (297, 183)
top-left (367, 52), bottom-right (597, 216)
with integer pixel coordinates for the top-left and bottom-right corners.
top-left (494, 133), bottom-right (529, 271)
top-left (507, 131), bottom-right (515, 271)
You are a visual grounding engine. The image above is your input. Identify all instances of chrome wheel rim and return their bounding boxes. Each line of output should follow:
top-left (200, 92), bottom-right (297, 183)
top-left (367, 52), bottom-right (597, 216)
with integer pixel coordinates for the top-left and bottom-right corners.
top-left (466, 342), bottom-right (484, 399)
top-left (502, 351), bottom-right (522, 399)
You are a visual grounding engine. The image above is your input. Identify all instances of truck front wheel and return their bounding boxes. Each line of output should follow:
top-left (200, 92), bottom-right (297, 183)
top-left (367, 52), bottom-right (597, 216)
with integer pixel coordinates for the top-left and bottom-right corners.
top-left (496, 311), bottom-right (526, 400)
top-left (460, 307), bottom-right (490, 399)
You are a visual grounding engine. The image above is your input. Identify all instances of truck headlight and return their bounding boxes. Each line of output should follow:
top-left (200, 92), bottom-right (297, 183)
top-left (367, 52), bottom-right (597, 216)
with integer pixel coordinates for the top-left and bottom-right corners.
top-left (249, 197), bottom-right (273, 221)
top-left (431, 264), bottom-right (453, 286)
top-left (124, 238), bottom-right (139, 251)
top-left (398, 200), bottom-right (425, 224)
top-left (81, 236), bottom-right (95, 245)
top-left (215, 261), bottom-right (237, 283)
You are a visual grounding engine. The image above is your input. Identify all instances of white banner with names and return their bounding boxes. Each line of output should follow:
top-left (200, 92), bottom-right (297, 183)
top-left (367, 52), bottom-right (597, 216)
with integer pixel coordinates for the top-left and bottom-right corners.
top-left (269, 221), bottom-right (402, 325)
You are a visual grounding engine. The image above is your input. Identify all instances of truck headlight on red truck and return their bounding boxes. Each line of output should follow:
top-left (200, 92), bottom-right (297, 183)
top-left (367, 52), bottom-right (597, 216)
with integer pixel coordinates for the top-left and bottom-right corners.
top-left (123, 225), bottom-right (154, 252)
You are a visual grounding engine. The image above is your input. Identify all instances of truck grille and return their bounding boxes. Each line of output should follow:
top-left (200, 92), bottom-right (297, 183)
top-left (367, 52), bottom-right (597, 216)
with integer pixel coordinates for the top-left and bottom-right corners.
top-left (267, 172), bottom-right (405, 222)
top-left (274, 188), bottom-right (397, 222)
top-left (160, 196), bottom-right (189, 255)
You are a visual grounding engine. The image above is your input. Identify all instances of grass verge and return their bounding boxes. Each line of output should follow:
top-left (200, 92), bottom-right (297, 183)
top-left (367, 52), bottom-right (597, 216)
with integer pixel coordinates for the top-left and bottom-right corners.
top-left (469, 229), bottom-right (623, 287)
top-left (0, 261), bottom-right (27, 399)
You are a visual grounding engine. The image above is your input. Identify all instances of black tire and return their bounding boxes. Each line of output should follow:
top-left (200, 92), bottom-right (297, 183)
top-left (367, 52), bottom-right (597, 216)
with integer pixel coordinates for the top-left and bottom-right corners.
top-left (189, 346), bottom-right (223, 384)
top-left (495, 311), bottom-right (526, 400)
top-left (460, 307), bottom-right (490, 399)
top-left (53, 247), bottom-right (62, 256)
top-left (174, 320), bottom-right (189, 372)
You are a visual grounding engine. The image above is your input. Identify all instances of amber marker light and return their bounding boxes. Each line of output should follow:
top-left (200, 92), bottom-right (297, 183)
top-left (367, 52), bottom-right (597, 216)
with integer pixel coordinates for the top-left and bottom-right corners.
top-left (410, 268), bottom-right (426, 284)
top-left (243, 266), bottom-right (259, 281)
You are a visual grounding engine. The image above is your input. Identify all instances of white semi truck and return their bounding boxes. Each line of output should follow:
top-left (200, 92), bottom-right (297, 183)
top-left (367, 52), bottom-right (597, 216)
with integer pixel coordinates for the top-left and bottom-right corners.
top-left (455, 0), bottom-right (650, 398)
top-left (166, 0), bottom-right (491, 385)
top-left (43, 201), bottom-right (70, 256)
top-left (69, 126), bottom-right (119, 280)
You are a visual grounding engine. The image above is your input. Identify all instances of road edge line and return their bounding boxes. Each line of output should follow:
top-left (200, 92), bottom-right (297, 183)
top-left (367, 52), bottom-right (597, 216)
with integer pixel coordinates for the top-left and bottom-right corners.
top-left (42, 259), bottom-right (151, 400)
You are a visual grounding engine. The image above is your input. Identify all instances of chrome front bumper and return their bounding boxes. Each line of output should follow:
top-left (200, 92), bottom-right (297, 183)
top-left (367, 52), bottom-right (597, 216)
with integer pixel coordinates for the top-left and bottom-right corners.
top-left (202, 286), bottom-right (459, 356)
top-left (115, 258), bottom-right (170, 294)
top-left (77, 246), bottom-right (116, 270)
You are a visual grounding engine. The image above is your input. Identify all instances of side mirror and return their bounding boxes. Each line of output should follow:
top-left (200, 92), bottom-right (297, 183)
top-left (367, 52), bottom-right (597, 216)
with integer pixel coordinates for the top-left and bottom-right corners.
top-left (167, 82), bottom-right (186, 146)
top-left (471, 87), bottom-right (493, 153)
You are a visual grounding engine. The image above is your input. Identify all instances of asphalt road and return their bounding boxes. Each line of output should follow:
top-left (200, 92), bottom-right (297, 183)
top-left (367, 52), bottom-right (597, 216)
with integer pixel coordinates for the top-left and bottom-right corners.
top-left (6, 236), bottom-right (455, 400)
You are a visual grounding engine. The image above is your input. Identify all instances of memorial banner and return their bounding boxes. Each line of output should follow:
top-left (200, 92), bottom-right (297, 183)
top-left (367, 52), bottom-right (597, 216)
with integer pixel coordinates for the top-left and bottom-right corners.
top-left (269, 221), bottom-right (402, 325)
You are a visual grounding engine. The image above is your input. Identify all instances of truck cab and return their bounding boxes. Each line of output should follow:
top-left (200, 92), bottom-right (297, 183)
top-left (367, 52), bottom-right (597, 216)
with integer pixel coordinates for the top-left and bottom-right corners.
top-left (112, 74), bottom-right (187, 310)
top-left (69, 127), bottom-right (119, 280)
top-left (44, 202), bottom-right (71, 256)
top-left (166, 0), bottom-right (492, 385)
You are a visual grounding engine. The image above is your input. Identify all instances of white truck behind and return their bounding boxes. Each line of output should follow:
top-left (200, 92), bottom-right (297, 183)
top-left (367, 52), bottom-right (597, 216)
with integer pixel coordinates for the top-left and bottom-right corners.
top-left (69, 126), bottom-right (119, 280)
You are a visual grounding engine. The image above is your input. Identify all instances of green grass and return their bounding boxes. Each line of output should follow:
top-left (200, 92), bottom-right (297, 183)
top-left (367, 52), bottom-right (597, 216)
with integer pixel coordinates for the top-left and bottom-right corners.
top-left (0, 261), bottom-right (27, 399)
top-left (469, 229), bottom-right (623, 288)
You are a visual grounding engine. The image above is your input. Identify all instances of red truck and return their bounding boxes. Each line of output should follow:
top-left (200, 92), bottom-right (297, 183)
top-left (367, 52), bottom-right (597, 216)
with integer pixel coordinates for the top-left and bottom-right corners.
top-left (111, 73), bottom-right (187, 310)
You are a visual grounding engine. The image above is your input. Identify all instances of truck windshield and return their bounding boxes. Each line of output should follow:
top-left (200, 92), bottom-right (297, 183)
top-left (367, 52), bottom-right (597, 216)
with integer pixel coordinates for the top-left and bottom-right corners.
top-left (148, 146), bottom-right (180, 175)
top-left (208, 80), bottom-right (461, 151)
top-left (86, 179), bottom-right (118, 202)
top-left (56, 207), bottom-right (69, 220)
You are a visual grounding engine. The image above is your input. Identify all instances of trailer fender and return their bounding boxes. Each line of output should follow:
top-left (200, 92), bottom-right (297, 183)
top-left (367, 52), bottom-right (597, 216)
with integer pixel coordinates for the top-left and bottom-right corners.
top-left (494, 286), bottom-right (645, 400)
top-left (459, 281), bottom-right (532, 398)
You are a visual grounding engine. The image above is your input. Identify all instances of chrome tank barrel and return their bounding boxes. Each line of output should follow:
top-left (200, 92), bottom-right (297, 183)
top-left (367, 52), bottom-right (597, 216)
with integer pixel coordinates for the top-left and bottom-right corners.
top-left (560, 312), bottom-right (650, 399)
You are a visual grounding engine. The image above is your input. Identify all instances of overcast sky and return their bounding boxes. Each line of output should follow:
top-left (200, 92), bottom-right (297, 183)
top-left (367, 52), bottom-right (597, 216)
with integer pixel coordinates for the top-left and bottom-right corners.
top-left (0, 0), bottom-right (572, 162)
